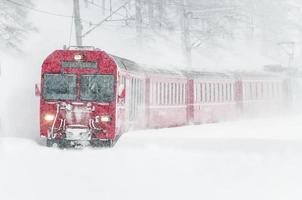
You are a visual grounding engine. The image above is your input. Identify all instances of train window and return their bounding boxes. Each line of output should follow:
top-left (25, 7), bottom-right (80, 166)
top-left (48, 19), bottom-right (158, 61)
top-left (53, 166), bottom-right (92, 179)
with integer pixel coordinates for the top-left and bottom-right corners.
top-left (201, 83), bottom-right (207, 102)
top-left (179, 83), bottom-right (182, 104)
top-left (245, 82), bottom-right (249, 100)
top-left (221, 83), bottom-right (224, 102)
top-left (154, 82), bottom-right (157, 104)
top-left (263, 82), bottom-right (267, 99)
top-left (278, 82), bottom-right (281, 97)
top-left (225, 83), bottom-right (228, 102)
top-left (159, 82), bottom-right (162, 105)
top-left (171, 83), bottom-right (174, 105)
top-left (150, 81), bottom-right (153, 105)
top-left (133, 79), bottom-right (136, 106)
top-left (136, 79), bottom-right (139, 106)
top-left (80, 75), bottom-right (115, 102)
top-left (199, 83), bottom-right (202, 103)
top-left (249, 82), bottom-right (252, 100)
top-left (177, 84), bottom-right (180, 105)
top-left (184, 83), bottom-right (188, 104)
top-left (43, 74), bottom-right (77, 101)
top-left (216, 83), bottom-right (219, 102)
top-left (166, 83), bottom-right (169, 104)
top-left (248, 82), bottom-right (251, 100)
top-left (137, 79), bottom-right (140, 105)
top-left (242, 82), bottom-right (245, 100)
top-left (156, 82), bottom-right (159, 105)
top-left (181, 84), bottom-right (184, 104)
top-left (212, 83), bottom-right (215, 102)
top-left (198, 83), bottom-right (200, 102)
top-left (175, 83), bottom-right (178, 104)
top-left (195, 83), bottom-right (197, 102)
top-left (260, 82), bottom-right (263, 99)
top-left (222, 83), bottom-right (225, 102)
top-left (207, 83), bottom-right (210, 102)
top-left (204, 83), bottom-right (207, 103)
top-left (162, 83), bottom-right (166, 104)
top-left (272, 82), bottom-right (275, 98)
top-left (196, 83), bottom-right (199, 103)
top-left (129, 78), bottom-right (134, 120)
top-left (140, 80), bottom-right (142, 104)
top-left (174, 83), bottom-right (177, 104)
top-left (230, 83), bottom-right (233, 101)
top-left (255, 82), bottom-right (258, 99)
top-left (138, 79), bottom-right (140, 104)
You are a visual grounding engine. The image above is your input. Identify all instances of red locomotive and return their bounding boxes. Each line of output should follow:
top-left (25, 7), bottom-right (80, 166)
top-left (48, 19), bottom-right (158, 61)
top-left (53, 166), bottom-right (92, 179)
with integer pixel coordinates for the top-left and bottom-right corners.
top-left (36, 47), bottom-right (288, 147)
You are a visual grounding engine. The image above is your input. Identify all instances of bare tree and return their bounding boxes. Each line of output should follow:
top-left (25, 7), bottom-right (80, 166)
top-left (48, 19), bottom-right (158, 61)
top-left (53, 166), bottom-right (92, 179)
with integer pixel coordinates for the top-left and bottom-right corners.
top-left (0, 0), bottom-right (35, 51)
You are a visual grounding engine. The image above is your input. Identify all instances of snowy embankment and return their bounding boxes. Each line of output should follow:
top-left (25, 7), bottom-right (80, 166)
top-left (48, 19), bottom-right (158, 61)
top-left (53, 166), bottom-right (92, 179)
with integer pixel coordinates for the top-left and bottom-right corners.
top-left (1, 114), bottom-right (302, 200)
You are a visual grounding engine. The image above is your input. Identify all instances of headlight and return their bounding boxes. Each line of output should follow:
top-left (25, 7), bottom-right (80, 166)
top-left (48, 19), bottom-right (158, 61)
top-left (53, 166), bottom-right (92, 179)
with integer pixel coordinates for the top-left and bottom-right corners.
top-left (44, 114), bottom-right (55, 121)
top-left (100, 115), bottom-right (111, 122)
top-left (74, 54), bottom-right (83, 61)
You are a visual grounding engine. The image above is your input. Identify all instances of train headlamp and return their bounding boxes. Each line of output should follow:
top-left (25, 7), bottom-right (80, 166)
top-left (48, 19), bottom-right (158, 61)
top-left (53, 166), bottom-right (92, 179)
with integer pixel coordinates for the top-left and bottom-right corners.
top-left (74, 54), bottom-right (83, 61)
top-left (44, 114), bottom-right (55, 122)
top-left (100, 115), bottom-right (111, 122)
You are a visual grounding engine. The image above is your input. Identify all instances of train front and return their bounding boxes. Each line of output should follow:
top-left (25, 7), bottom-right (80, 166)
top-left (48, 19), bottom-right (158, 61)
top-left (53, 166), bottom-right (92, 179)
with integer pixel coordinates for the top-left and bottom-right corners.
top-left (39, 49), bottom-right (117, 147)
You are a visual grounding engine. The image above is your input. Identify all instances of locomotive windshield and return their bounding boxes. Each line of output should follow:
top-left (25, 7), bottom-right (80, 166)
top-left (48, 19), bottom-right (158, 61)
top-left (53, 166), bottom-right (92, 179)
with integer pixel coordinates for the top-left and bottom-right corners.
top-left (80, 75), bottom-right (115, 102)
top-left (42, 74), bottom-right (77, 100)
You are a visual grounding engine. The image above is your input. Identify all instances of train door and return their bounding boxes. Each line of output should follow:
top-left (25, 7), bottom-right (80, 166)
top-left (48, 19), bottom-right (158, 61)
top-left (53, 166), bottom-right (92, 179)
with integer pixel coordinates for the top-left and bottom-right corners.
top-left (128, 76), bottom-right (145, 129)
top-left (116, 73), bottom-right (126, 135)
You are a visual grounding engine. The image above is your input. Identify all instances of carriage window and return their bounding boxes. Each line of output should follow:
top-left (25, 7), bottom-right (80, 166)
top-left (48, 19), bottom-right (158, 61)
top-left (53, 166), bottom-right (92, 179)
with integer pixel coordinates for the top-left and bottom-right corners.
top-left (150, 82), bottom-right (153, 105)
top-left (201, 83), bottom-right (204, 103)
top-left (180, 83), bottom-right (184, 104)
top-left (178, 84), bottom-right (181, 104)
top-left (195, 83), bottom-right (197, 102)
top-left (164, 82), bottom-right (166, 104)
top-left (158, 83), bottom-right (162, 104)
top-left (80, 75), bottom-right (115, 102)
top-left (272, 82), bottom-right (275, 98)
top-left (43, 74), bottom-right (77, 100)
top-left (229, 83), bottom-right (232, 101)
top-left (173, 83), bottom-right (177, 104)
top-left (221, 83), bottom-right (224, 102)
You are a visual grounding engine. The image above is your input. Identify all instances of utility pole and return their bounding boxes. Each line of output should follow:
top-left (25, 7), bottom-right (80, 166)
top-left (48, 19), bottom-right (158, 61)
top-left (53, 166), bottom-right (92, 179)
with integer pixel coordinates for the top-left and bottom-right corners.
top-left (73, 0), bottom-right (83, 46)
top-left (180, 0), bottom-right (192, 67)
top-left (278, 41), bottom-right (295, 68)
top-left (102, 0), bottom-right (106, 15)
top-left (148, 0), bottom-right (154, 29)
top-left (135, 0), bottom-right (143, 46)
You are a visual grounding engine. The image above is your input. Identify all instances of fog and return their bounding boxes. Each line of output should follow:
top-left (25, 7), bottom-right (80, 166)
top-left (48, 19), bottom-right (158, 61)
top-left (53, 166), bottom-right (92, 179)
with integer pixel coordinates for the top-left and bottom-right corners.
top-left (0, 0), bottom-right (301, 136)
top-left (1, 1), bottom-right (302, 199)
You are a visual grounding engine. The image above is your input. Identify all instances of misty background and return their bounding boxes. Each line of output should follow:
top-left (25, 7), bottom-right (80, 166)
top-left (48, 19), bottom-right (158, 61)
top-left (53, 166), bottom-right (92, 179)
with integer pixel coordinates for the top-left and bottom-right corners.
top-left (2, 2), bottom-right (302, 200)
top-left (0, 0), bottom-right (301, 137)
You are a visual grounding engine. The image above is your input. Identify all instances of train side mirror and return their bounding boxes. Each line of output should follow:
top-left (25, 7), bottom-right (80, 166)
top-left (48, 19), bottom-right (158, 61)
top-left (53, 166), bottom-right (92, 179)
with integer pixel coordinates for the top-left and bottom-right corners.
top-left (35, 83), bottom-right (41, 97)
top-left (118, 84), bottom-right (125, 104)
top-left (118, 84), bottom-right (125, 98)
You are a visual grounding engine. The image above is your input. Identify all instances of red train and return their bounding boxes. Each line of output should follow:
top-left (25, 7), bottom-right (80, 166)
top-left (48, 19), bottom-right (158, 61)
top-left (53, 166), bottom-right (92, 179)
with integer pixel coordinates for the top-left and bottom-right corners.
top-left (36, 47), bottom-right (289, 147)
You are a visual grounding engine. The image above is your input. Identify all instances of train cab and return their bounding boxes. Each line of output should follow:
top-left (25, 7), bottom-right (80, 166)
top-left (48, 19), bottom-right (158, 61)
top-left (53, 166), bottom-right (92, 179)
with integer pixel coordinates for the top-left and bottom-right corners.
top-left (39, 48), bottom-right (120, 147)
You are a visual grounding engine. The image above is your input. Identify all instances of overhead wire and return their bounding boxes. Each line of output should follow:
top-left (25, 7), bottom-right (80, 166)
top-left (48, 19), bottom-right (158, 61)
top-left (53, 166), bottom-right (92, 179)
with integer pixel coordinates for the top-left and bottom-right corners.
top-left (5, 0), bottom-right (92, 25)
top-left (68, 12), bottom-right (74, 46)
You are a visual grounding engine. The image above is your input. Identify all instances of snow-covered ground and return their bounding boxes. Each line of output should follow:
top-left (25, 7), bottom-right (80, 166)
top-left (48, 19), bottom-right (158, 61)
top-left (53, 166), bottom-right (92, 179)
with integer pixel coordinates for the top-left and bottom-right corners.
top-left (1, 114), bottom-right (302, 200)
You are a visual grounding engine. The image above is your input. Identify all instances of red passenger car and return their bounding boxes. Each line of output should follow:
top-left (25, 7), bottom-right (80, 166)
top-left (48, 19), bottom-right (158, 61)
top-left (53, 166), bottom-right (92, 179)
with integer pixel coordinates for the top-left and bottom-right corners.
top-left (37, 47), bottom-right (289, 148)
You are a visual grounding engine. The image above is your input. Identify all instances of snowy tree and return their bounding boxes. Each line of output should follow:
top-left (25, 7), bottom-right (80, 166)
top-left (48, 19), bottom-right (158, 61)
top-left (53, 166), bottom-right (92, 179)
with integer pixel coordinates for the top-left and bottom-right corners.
top-left (0, 0), bottom-right (35, 51)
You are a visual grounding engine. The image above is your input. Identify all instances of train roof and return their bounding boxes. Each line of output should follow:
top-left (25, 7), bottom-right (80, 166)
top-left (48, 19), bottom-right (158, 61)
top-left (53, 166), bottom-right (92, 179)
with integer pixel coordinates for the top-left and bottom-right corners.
top-left (46, 49), bottom-right (287, 80)
top-left (111, 55), bottom-right (184, 76)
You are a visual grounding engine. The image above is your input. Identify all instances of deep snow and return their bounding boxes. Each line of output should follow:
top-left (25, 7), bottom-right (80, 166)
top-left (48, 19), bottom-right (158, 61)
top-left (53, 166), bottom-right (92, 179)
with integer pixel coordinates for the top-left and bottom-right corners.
top-left (1, 114), bottom-right (302, 200)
